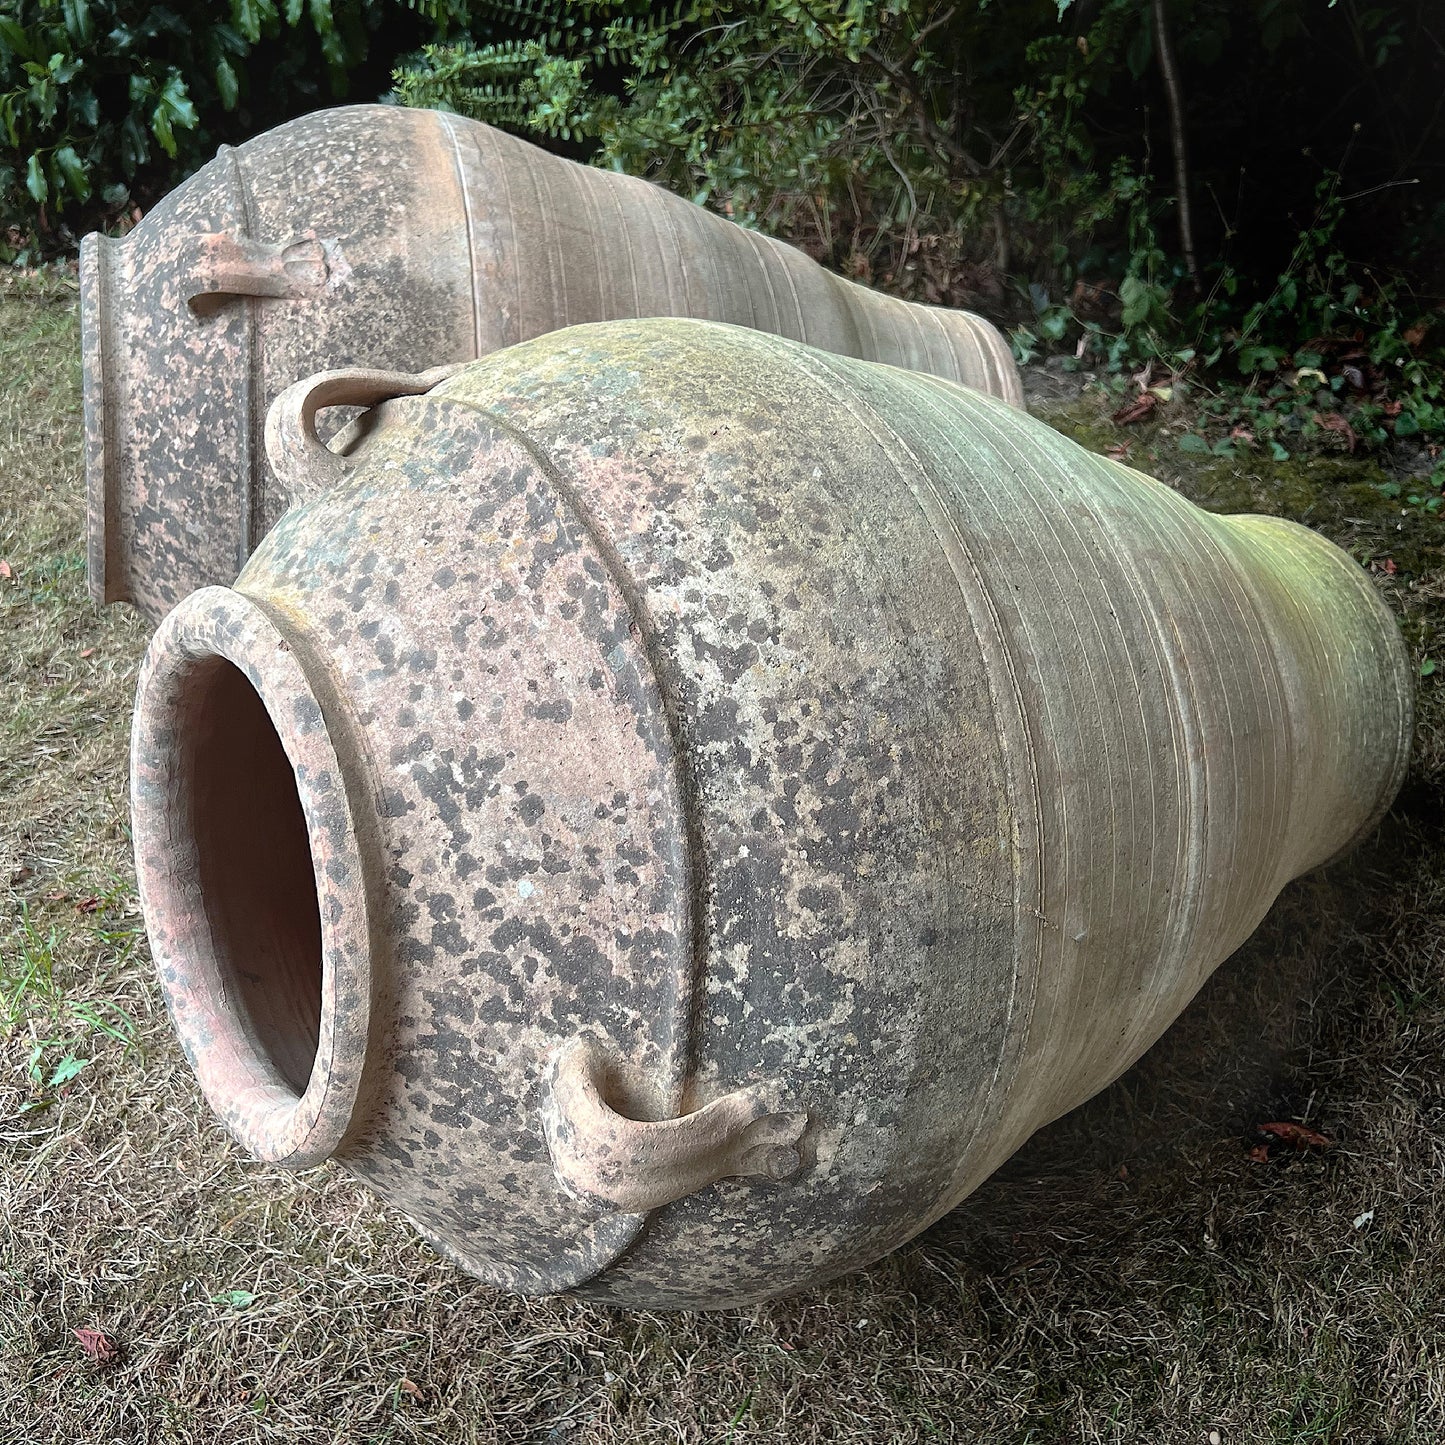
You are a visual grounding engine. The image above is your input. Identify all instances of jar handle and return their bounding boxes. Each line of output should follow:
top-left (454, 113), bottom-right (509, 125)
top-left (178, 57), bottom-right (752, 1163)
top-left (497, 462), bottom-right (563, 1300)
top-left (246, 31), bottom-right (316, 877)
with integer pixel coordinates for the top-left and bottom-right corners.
top-left (264, 364), bottom-right (464, 505)
top-left (543, 1034), bottom-right (807, 1214)
top-left (183, 232), bottom-right (338, 317)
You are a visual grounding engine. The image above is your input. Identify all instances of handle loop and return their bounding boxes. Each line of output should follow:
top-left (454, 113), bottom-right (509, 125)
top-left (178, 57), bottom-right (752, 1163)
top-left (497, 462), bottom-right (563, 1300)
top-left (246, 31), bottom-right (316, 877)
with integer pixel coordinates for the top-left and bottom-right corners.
top-left (184, 233), bottom-right (340, 317)
top-left (543, 1034), bottom-right (807, 1214)
top-left (263, 364), bottom-right (464, 504)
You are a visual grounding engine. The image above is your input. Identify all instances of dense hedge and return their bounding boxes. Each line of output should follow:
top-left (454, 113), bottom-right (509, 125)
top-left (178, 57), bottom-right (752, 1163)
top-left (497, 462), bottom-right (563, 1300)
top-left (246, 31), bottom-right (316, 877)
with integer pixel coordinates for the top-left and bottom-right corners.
top-left (393, 1), bottom-right (1444, 450)
top-left (0, 0), bottom-right (462, 249)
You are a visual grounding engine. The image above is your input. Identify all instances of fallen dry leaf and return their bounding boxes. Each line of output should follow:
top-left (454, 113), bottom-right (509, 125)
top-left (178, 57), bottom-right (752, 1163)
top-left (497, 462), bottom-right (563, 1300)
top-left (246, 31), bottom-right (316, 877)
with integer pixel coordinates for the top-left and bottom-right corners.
top-left (1247, 1144), bottom-right (1271, 1163)
top-left (74, 896), bottom-right (102, 914)
top-left (0, 560), bottom-right (11, 579)
top-left (1314, 412), bottom-right (1357, 452)
top-left (1105, 442), bottom-right (1132, 462)
top-left (1258, 1121), bottom-right (1333, 1149)
top-left (398, 1378), bottom-right (424, 1400)
top-left (79, 647), bottom-right (97, 659)
top-left (44, 890), bottom-right (69, 902)
top-left (74, 1327), bottom-right (117, 1363)
top-left (1112, 392), bottom-right (1158, 426)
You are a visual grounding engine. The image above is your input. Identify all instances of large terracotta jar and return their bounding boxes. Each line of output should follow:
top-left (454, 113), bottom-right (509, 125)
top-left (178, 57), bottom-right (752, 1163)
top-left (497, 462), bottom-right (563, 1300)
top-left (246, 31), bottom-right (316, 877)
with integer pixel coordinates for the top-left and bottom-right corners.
top-left (131, 320), bottom-right (1410, 1309)
top-left (81, 104), bottom-right (1021, 622)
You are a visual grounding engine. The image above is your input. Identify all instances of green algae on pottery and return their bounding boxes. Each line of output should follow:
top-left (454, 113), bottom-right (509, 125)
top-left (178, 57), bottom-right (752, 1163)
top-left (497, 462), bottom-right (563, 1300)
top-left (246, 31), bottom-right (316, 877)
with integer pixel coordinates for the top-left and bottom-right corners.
top-left (131, 319), bottom-right (1412, 1310)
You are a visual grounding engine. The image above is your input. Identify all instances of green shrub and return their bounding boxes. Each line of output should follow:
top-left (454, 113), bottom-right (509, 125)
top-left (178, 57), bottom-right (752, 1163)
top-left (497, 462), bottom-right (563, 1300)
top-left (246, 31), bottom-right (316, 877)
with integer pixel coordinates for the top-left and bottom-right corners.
top-left (0, 0), bottom-right (464, 258)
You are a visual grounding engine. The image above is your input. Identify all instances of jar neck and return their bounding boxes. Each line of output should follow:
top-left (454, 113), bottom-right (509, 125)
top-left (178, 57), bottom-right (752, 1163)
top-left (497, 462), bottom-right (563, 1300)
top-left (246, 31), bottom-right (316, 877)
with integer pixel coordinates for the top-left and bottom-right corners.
top-left (131, 584), bottom-right (378, 1167)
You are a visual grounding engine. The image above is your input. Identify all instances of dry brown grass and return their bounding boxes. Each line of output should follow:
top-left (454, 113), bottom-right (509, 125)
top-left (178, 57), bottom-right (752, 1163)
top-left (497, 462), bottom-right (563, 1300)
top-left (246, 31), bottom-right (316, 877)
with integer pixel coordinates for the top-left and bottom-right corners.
top-left (1, 274), bottom-right (1443, 1444)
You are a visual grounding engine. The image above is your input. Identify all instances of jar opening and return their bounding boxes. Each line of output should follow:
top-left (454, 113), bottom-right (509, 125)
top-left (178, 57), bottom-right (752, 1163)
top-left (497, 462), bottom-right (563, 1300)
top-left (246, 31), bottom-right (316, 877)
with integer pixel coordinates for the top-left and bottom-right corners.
top-left (180, 656), bottom-right (324, 1094)
top-left (133, 586), bottom-right (373, 1167)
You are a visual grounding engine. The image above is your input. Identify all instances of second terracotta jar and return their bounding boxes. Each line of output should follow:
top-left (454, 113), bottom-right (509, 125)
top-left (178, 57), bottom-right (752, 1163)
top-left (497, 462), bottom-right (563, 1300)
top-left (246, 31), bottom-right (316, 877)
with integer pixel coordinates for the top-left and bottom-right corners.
top-left (82, 104), bottom-right (1021, 621)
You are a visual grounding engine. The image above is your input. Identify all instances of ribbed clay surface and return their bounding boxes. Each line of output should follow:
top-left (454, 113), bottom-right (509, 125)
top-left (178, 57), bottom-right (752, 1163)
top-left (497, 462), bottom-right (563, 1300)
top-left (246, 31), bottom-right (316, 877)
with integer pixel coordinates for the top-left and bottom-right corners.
top-left (132, 320), bottom-right (1411, 1309)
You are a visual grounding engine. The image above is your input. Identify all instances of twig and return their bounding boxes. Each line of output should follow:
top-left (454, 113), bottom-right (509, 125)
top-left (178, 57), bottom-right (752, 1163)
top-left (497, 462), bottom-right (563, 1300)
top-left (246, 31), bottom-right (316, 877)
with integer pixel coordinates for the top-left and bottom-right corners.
top-left (861, 42), bottom-right (983, 178)
top-left (898, 5), bottom-right (958, 72)
top-left (1151, 0), bottom-right (1199, 284)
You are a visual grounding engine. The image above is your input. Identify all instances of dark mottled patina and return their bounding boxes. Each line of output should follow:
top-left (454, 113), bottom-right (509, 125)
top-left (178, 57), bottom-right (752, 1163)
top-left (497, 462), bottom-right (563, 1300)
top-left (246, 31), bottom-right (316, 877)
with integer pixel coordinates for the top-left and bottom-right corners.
top-left (131, 321), bottom-right (1412, 1309)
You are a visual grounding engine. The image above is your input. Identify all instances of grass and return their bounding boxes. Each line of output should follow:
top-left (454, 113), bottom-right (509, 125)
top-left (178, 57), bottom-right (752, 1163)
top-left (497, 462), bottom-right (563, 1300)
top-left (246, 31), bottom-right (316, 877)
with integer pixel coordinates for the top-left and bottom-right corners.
top-left (1, 270), bottom-right (1443, 1444)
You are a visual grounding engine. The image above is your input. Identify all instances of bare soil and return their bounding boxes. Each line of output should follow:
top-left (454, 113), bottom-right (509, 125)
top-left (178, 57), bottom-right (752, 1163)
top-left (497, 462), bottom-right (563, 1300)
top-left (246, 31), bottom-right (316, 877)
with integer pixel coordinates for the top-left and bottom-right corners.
top-left (2, 273), bottom-right (1443, 1443)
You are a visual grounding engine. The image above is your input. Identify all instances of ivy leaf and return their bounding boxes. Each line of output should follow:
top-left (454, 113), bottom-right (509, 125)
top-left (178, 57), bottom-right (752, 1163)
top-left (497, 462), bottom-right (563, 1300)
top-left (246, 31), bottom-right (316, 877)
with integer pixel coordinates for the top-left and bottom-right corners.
top-left (1177, 433), bottom-right (1210, 454)
top-left (53, 144), bottom-right (90, 201)
top-left (24, 152), bottom-right (47, 204)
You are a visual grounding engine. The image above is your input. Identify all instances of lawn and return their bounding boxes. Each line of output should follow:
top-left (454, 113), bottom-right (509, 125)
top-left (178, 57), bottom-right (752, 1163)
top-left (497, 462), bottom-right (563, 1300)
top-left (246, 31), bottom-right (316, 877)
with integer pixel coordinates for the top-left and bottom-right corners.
top-left (1, 270), bottom-right (1443, 1444)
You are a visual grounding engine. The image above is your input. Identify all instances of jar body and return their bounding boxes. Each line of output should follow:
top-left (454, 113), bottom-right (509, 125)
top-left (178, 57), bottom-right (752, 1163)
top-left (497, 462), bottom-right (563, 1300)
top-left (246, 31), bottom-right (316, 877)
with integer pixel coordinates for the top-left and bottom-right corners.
top-left (132, 321), bottom-right (1410, 1308)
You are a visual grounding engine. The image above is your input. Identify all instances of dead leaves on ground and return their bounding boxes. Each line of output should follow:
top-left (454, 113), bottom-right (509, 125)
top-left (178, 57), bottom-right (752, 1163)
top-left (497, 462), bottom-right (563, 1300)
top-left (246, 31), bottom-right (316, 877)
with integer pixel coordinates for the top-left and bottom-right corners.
top-left (1247, 1120), bottom-right (1334, 1164)
top-left (73, 1327), bottom-right (118, 1365)
top-left (1314, 410), bottom-right (1359, 452)
top-left (1112, 391), bottom-right (1160, 426)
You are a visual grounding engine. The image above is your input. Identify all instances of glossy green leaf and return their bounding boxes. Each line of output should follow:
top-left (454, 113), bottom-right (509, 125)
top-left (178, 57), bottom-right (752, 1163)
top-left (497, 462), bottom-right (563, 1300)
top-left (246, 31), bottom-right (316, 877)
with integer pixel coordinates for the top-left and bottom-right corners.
top-left (215, 56), bottom-right (239, 109)
top-left (24, 152), bottom-right (47, 204)
top-left (53, 143), bottom-right (90, 201)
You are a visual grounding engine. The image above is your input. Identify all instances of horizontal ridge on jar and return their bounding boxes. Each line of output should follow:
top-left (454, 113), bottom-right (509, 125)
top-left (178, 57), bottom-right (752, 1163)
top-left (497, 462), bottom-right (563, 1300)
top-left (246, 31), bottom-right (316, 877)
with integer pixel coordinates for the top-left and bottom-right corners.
top-left (81, 103), bottom-right (1021, 623)
top-left (130, 319), bottom-right (1411, 1310)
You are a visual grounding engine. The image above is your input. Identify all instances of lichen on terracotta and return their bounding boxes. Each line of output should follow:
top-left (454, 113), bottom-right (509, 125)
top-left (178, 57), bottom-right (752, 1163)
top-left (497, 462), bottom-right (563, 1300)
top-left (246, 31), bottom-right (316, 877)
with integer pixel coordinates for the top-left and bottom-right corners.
top-left (131, 319), bottom-right (1412, 1309)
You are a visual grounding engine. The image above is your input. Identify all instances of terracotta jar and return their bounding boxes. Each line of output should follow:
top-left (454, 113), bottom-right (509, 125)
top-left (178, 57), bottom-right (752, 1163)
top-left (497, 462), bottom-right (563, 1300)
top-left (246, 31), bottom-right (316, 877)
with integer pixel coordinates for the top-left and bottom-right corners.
top-left (131, 320), bottom-right (1411, 1309)
top-left (81, 103), bottom-right (1021, 622)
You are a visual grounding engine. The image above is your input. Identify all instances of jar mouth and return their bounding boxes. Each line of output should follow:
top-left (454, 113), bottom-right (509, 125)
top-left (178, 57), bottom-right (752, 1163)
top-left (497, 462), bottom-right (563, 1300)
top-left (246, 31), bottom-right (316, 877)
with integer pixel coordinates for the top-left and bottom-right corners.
top-left (132, 586), bottom-right (374, 1166)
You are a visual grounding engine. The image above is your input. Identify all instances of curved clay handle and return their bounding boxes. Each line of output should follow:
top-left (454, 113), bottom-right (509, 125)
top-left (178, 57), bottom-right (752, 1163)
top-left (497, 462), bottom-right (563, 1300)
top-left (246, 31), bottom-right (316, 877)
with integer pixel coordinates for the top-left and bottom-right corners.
top-left (184, 233), bottom-right (337, 317)
top-left (543, 1034), bottom-right (807, 1214)
top-left (264, 364), bottom-right (465, 505)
